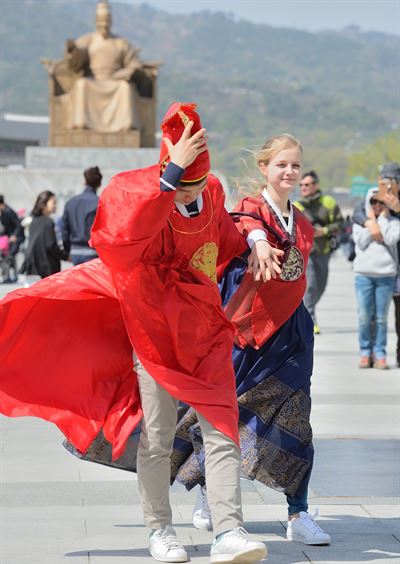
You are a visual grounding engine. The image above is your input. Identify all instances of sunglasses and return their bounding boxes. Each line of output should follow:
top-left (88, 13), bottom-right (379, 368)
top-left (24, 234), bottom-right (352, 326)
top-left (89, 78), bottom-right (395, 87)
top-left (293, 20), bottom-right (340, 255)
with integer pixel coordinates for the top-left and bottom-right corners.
top-left (370, 199), bottom-right (384, 205)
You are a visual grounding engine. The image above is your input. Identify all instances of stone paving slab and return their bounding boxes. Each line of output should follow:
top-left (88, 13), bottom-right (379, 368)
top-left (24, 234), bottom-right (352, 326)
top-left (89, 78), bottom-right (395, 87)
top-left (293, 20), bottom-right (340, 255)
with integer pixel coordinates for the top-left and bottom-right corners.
top-left (2, 419), bottom-right (399, 501)
top-left (1, 504), bottom-right (400, 564)
top-left (1, 249), bottom-right (399, 564)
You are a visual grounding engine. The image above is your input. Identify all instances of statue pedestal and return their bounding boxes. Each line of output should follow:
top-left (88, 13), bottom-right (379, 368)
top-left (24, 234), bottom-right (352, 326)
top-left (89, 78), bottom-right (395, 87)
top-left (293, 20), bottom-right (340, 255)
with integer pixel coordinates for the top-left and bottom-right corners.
top-left (0, 146), bottom-right (159, 213)
top-left (51, 127), bottom-right (141, 149)
top-left (26, 146), bottom-right (158, 170)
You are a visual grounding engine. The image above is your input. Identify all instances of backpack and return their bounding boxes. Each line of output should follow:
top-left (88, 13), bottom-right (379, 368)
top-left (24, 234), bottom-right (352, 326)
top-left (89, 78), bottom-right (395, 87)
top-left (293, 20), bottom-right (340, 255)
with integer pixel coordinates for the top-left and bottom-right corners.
top-left (339, 217), bottom-right (355, 262)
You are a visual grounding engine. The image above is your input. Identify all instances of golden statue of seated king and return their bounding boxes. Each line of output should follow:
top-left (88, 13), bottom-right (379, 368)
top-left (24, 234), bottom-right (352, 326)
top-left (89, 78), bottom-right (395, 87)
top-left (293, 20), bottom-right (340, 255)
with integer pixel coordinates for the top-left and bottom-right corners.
top-left (41, 0), bottom-right (161, 147)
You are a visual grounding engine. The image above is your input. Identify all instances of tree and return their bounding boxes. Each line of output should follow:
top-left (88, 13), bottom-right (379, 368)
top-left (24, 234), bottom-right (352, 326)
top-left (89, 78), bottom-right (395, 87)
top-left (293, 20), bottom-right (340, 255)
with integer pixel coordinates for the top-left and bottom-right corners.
top-left (347, 131), bottom-right (400, 182)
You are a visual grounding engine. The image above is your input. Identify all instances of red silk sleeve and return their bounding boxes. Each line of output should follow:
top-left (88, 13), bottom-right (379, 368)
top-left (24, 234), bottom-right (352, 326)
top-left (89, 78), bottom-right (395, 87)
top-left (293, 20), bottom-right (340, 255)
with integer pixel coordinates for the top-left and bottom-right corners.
top-left (90, 164), bottom-right (175, 271)
top-left (210, 177), bottom-right (247, 266)
top-left (232, 196), bottom-right (267, 239)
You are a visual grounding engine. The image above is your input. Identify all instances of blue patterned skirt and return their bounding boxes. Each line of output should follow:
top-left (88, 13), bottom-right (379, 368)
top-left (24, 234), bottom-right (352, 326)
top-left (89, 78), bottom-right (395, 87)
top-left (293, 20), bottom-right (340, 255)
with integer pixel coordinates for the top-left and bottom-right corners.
top-left (170, 256), bottom-right (315, 496)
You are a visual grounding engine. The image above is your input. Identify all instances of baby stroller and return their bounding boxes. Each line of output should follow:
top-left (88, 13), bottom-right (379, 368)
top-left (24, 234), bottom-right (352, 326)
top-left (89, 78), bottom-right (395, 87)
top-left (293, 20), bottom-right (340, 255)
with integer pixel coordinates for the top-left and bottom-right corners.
top-left (0, 235), bottom-right (17, 283)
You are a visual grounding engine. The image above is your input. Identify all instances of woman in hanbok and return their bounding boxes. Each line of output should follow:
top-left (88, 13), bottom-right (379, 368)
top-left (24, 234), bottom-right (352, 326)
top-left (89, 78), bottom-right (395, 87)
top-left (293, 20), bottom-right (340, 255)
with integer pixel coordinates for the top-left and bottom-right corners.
top-left (172, 133), bottom-right (332, 546)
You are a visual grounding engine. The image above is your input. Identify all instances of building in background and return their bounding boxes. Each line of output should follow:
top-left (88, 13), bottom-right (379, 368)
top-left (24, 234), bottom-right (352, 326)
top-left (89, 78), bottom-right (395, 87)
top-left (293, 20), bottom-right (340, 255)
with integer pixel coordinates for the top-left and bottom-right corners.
top-left (0, 113), bottom-right (48, 167)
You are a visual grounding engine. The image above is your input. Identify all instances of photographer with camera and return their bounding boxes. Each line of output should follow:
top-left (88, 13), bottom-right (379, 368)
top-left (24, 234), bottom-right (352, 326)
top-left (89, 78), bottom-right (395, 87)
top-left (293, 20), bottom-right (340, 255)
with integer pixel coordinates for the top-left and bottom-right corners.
top-left (353, 162), bottom-right (400, 367)
top-left (294, 171), bottom-right (344, 334)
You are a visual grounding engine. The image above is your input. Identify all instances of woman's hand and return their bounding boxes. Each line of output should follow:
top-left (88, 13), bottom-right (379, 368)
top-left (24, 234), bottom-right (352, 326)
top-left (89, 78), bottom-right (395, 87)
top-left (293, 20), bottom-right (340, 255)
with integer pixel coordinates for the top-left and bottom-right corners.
top-left (379, 205), bottom-right (390, 218)
top-left (382, 192), bottom-right (400, 213)
top-left (162, 121), bottom-right (208, 170)
top-left (248, 240), bottom-right (284, 282)
top-left (365, 218), bottom-right (383, 243)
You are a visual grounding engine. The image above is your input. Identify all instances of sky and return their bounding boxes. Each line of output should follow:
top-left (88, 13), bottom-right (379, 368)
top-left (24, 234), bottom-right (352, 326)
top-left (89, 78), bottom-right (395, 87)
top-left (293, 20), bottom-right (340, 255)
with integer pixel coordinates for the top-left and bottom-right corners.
top-left (114, 0), bottom-right (400, 36)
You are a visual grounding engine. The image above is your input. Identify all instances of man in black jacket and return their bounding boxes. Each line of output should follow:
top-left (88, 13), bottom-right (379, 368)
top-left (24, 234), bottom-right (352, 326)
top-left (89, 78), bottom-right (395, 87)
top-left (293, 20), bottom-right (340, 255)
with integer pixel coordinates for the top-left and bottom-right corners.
top-left (62, 166), bottom-right (102, 265)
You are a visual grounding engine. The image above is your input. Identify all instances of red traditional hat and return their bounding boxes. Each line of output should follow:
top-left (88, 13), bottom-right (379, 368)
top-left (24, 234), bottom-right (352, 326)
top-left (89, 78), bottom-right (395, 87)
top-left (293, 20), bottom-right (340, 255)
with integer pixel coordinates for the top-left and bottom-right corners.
top-left (159, 102), bottom-right (210, 184)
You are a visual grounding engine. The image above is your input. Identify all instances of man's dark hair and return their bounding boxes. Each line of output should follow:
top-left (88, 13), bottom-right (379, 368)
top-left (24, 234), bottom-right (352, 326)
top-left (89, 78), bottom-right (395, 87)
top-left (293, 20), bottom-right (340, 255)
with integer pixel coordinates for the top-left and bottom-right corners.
top-left (84, 166), bottom-right (103, 189)
top-left (301, 170), bottom-right (319, 184)
top-left (0, 195), bottom-right (4, 205)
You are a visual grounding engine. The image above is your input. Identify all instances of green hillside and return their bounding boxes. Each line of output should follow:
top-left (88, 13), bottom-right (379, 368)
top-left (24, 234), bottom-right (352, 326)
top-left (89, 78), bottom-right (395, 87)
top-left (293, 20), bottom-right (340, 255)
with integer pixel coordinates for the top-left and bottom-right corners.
top-left (1, 0), bottom-right (398, 186)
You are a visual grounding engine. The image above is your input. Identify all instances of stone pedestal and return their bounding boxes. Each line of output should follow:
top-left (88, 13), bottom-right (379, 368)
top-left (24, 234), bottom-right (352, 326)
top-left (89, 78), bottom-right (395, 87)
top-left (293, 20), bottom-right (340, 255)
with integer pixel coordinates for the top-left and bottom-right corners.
top-left (50, 127), bottom-right (141, 149)
top-left (26, 146), bottom-right (159, 170)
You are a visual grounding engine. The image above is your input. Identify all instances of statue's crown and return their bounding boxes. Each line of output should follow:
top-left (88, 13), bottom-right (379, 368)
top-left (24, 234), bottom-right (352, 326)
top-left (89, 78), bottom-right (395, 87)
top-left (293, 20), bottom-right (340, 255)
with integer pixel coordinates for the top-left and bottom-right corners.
top-left (96, 1), bottom-right (111, 15)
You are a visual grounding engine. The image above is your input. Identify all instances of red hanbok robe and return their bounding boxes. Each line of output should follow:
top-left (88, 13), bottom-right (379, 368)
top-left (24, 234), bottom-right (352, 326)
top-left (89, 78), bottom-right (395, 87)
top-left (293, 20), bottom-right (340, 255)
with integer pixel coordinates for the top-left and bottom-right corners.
top-left (0, 165), bottom-right (247, 458)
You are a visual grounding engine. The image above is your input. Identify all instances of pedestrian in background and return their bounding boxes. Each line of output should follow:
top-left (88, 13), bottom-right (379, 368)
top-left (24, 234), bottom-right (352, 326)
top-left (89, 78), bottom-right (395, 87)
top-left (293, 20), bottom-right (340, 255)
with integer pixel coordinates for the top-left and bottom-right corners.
top-left (353, 162), bottom-right (400, 368)
top-left (20, 191), bottom-right (69, 279)
top-left (62, 166), bottom-right (102, 265)
top-left (294, 171), bottom-right (344, 334)
top-left (353, 187), bottom-right (399, 369)
top-left (0, 194), bottom-right (24, 282)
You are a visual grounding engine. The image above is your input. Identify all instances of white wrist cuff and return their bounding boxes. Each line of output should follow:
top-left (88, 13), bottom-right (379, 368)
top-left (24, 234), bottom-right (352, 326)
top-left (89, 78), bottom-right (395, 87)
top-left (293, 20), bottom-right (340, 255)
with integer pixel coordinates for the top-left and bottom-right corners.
top-left (247, 229), bottom-right (267, 249)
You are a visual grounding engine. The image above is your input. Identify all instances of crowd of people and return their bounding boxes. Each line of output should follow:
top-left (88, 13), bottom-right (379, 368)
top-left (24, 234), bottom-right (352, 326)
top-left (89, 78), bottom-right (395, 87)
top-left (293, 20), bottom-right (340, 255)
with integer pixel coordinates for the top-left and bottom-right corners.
top-left (0, 165), bottom-right (103, 284)
top-left (0, 103), bottom-right (399, 564)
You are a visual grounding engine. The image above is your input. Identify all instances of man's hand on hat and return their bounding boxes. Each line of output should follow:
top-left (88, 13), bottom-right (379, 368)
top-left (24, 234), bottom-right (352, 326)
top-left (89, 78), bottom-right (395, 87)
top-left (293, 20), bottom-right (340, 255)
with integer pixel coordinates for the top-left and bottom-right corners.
top-left (162, 121), bottom-right (208, 170)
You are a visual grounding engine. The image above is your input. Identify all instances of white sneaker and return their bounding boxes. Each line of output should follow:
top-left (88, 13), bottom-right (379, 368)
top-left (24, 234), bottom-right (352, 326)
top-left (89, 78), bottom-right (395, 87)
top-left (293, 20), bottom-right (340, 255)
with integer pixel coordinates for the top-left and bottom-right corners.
top-left (210, 526), bottom-right (267, 563)
top-left (287, 510), bottom-right (331, 545)
top-left (149, 525), bottom-right (188, 562)
top-left (192, 485), bottom-right (213, 530)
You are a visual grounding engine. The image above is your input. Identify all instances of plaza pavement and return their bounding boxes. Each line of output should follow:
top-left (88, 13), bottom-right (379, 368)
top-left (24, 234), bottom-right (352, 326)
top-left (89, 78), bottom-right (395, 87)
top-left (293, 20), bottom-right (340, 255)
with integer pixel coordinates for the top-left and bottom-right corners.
top-left (0, 253), bottom-right (399, 564)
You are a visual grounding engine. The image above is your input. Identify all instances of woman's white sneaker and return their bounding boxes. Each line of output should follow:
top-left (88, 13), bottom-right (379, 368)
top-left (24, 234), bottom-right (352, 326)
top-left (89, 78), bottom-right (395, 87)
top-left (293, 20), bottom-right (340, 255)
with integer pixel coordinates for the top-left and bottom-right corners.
top-left (149, 525), bottom-right (188, 562)
top-left (192, 485), bottom-right (213, 531)
top-left (287, 511), bottom-right (331, 545)
top-left (210, 526), bottom-right (267, 563)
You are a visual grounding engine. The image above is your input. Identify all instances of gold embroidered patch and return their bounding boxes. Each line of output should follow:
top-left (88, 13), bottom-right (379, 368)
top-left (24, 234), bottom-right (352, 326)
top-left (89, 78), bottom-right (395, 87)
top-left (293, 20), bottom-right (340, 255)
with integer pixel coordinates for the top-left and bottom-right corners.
top-left (190, 242), bottom-right (218, 283)
top-left (280, 246), bottom-right (304, 281)
top-left (178, 110), bottom-right (190, 126)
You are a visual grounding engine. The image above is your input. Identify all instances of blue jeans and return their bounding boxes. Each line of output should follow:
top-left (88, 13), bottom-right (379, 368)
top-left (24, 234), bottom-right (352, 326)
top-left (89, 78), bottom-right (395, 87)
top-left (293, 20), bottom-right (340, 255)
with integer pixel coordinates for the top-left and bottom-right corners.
top-left (355, 275), bottom-right (396, 359)
top-left (71, 253), bottom-right (97, 266)
top-left (286, 465), bottom-right (311, 515)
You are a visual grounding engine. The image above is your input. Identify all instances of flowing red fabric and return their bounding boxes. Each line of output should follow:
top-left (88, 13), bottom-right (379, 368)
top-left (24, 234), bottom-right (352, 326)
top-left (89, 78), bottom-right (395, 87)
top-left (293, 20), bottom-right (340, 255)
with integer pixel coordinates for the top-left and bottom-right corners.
top-left (0, 259), bottom-right (140, 457)
top-left (0, 165), bottom-right (247, 458)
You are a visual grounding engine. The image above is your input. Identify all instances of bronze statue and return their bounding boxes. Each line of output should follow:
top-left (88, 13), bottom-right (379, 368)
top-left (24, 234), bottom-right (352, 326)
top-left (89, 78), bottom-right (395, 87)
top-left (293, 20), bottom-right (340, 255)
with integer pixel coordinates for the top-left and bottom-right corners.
top-left (41, 0), bottom-right (161, 147)
top-left (63, 0), bottom-right (143, 132)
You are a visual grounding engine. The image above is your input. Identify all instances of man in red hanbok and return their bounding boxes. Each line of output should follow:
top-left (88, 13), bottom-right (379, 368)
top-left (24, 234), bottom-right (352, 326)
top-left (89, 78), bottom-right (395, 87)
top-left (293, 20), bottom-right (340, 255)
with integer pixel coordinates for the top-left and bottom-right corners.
top-left (0, 103), bottom-right (267, 564)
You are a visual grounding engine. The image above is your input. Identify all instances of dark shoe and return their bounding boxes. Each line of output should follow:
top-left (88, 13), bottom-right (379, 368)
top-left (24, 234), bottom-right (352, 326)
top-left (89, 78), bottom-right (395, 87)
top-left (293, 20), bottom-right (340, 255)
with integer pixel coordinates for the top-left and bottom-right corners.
top-left (359, 356), bottom-right (372, 368)
top-left (373, 358), bottom-right (390, 370)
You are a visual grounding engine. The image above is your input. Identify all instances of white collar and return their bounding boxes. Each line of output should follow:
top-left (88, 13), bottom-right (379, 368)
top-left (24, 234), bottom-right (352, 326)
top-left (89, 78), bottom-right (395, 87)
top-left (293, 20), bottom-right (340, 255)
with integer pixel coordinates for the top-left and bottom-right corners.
top-left (175, 193), bottom-right (204, 217)
top-left (262, 188), bottom-right (293, 235)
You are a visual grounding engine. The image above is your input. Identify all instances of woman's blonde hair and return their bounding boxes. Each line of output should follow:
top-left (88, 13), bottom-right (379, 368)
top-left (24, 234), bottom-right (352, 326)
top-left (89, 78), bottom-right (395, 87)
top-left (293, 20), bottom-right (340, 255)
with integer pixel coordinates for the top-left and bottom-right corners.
top-left (255, 133), bottom-right (303, 168)
top-left (234, 133), bottom-right (303, 199)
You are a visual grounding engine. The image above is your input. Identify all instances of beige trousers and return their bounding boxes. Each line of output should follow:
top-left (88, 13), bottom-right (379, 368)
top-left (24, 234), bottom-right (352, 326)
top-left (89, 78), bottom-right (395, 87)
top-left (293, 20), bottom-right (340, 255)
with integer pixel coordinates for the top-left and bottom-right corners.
top-left (135, 359), bottom-right (243, 535)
